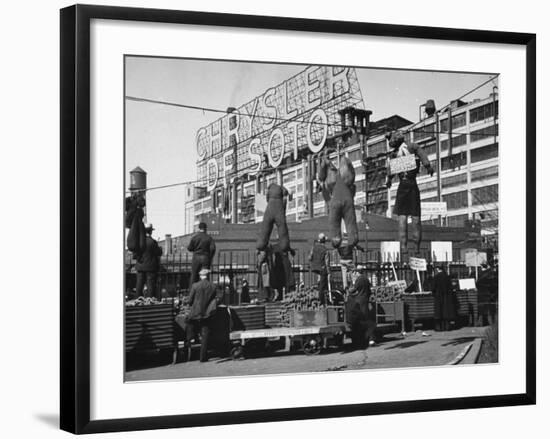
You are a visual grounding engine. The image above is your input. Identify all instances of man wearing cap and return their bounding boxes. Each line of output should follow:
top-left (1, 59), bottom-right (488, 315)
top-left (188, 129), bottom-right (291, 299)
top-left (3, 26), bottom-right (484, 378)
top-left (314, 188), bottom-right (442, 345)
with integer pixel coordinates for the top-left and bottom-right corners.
top-left (384, 130), bottom-right (434, 260)
top-left (345, 265), bottom-right (376, 348)
top-left (187, 222), bottom-right (216, 288)
top-left (309, 233), bottom-right (330, 304)
top-left (186, 268), bottom-right (219, 362)
top-left (135, 224), bottom-right (163, 298)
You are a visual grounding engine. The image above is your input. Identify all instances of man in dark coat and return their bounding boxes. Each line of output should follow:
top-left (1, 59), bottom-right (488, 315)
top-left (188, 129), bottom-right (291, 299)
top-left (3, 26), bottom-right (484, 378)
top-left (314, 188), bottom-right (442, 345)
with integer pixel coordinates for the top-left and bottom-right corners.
top-left (125, 193), bottom-right (146, 258)
top-left (135, 223), bottom-right (162, 298)
top-left (432, 265), bottom-right (456, 331)
top-left (187, 222), bottom-right (216, 288)
top-left (385, 131), bottom-right (434, 260)
top-left (240, 278), bottom-right (250, 304)
top-left (476, 263), bottom-right (498, 326)
top-left (270, 243), bottom-right (296, 300)
top-left (345, 266), bottom-right (376, 348)
top-left (257, 247), bottom-right (274, 302)
top-left (309, 233), bottom-right (329, 304)
top-left (186, 268), bottom-right (219, 362)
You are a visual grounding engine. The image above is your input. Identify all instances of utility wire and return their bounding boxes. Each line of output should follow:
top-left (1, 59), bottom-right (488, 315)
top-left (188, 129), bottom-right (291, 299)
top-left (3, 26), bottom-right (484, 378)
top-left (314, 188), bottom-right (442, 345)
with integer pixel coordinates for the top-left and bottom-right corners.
top-left (125, 73), bottom-right (500, 136)
top-left (126, 95), bottom-right (353, 129)
top-left (126, 74), bottom-right (500, 193)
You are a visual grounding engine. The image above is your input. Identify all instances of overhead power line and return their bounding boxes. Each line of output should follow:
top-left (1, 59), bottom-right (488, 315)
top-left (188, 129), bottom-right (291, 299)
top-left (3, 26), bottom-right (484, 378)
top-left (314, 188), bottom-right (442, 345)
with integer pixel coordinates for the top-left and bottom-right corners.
top-left (125, 73), bottom-right (500, 136)
top-left (126, 74), bottom-right (500, 193)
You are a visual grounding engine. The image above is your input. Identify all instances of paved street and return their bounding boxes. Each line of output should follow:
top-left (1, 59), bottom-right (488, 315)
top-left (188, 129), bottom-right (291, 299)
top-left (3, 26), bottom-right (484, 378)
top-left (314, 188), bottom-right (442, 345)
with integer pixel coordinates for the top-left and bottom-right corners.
top-left (125, 326), bottom-right (487, 382)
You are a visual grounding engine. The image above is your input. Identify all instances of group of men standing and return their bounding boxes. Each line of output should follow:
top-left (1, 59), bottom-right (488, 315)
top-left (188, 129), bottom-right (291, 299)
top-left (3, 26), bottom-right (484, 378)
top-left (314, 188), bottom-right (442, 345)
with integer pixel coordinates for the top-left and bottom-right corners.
top-left (126, 127), bottom-right (496, 361)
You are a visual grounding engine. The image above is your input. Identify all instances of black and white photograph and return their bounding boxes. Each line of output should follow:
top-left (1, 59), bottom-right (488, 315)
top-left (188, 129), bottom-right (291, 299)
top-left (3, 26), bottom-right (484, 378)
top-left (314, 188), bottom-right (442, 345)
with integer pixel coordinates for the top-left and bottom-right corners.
top-left (0, 0), bottom-right (541, 436)
top-left (124, 58), bottom-right (500, 381)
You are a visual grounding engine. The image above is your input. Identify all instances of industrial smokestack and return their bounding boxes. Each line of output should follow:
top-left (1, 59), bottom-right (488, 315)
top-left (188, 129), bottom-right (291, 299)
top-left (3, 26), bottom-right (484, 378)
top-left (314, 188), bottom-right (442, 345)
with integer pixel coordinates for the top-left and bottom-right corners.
top-left (227, 107), bottom-right (238, 148)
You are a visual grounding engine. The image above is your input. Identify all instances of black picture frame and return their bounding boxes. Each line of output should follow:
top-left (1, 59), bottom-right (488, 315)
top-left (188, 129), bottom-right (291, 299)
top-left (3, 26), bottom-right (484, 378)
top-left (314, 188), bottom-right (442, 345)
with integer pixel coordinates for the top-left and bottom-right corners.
top-left (60, 4), bottom-right (536, 434)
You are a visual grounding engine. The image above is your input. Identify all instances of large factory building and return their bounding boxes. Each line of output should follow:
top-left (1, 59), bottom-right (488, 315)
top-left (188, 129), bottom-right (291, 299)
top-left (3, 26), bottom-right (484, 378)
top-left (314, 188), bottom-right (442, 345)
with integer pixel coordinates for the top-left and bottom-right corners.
top-left (169, 65), bottom-right (498, 261)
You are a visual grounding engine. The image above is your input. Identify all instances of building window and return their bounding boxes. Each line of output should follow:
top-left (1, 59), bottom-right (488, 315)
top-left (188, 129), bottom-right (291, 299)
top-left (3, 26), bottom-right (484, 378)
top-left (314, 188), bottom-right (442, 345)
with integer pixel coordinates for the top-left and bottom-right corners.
top-left (348, 149), bottom-right (362, 162)
top-left (413, 123), bottom-right (435, 142)
top-left (441, 152), bottom-right (467, 171)
top-left (368, 139), bottom-right (387, 157)
top-left (367, 202), bottom-right (388, 216)
top-left (442, 190), bottom-right (468, 209)
top-left (442, 173), bottom-right (467, 189)
top-left (367, 189), bottom-right (387, 205)
top-left (421, 196), bottom-right (439, 203)
top-left (471, 184), bottom-right (498, 206)
top-left (314, 205), bottom-right (326, 216)
top-left (313, 190), bottom-right (325, 203)
top-left (470, 125), bottom-right (498, 142)
top-left (471, 143), bottom-right (499, 163)
top-left (470, 101), bottom-right (499, 124)
top-left (471, 165), bottom-right (499, 182)
top-left (283, 173), bottom-right (294, 185)
top-left (440, 133), bottom-right (467, 151)
top-left (440, 112), bottom-right (466, 132)
top-left (446, 214), bottom-right (468, 227)
top-left (418, 180), bottom-right (438, 192)
top-left (421, 141), bottom-right (436, 156)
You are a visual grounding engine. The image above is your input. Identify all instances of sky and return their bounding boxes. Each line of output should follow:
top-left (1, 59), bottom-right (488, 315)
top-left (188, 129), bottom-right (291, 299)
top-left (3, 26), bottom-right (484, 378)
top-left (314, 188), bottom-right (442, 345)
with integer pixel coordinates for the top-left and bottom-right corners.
top-left (125, 56), bottom-right (498, 239)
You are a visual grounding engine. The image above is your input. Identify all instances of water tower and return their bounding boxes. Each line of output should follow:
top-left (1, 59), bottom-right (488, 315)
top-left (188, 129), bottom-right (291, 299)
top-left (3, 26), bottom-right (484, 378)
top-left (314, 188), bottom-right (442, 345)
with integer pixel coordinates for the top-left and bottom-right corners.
top-left (129, 166), bottom-right (147, 222)
top-left (129, 166), bottom-right (147, 192)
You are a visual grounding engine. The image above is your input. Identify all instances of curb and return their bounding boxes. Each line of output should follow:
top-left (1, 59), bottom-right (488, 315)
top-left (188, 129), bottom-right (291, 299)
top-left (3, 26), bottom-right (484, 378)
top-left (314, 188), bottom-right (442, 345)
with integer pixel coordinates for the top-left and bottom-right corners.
top-left (447, 338), bottom-right (483, 365)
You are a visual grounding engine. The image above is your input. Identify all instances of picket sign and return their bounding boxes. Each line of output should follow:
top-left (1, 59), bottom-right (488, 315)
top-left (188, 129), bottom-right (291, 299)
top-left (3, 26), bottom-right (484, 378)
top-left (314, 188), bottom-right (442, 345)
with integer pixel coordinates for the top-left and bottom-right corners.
top-left (255, 193), bottom-right (267, 213)
top-left (409, 257), bottom-right (427, 271)
top-left (409, 256), bottom-right (427, 292)
top-left (387, 279), bottom-right (407, 294)
top-left (389, 155), bottom-right (417, 175)
top-left (421, 201), bottom-right (448, 219)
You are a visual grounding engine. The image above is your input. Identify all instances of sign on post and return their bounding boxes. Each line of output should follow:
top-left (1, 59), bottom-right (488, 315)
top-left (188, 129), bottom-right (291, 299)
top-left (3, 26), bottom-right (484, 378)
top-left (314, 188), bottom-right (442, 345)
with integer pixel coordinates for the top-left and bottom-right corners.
top-left (421, 201), bottom-right (448, 219)
top-left (458, 278), bottom-right (477, 290)
top-left (387, 279), bottom-right (407, 294)
top-left (464, 250), bottom-right (487, 267)
top-left (255, 193), bottom-right (267, 214)
top-left (430, 241), bottom-right (453, 262)
top-left (409, 257), bottom-right (427, 271)
top-left (389, 155), bottom-right (417, 175)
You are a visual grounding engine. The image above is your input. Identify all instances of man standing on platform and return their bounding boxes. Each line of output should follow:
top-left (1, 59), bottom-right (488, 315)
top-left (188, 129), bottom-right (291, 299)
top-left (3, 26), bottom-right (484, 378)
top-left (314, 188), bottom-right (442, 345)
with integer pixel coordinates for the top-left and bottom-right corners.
top-left (187, 222), bottom-right (216, 287)
top-left (309, 233), bottom-right (330, 304)
top-left (135, 223), bottom-right (162, 298)
top-left (186, 268), bottom-right (219, 362)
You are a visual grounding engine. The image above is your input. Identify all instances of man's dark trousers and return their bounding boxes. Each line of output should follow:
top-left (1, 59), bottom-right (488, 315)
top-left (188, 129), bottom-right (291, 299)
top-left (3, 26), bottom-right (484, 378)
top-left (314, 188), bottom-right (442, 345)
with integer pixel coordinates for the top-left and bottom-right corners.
top-left (190, 254), bottom-right (210, 287)
top-left (136, 271), bottom-right (157, 298)
top-left (186, 318), bottom-right (211, 362)
top-left (313, 269), bottom-right (328, 304)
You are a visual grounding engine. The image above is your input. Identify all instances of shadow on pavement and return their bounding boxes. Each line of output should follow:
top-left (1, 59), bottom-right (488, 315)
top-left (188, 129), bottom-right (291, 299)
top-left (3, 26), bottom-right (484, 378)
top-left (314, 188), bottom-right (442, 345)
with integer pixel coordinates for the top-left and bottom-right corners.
top-left (440, 336), bottom-right (477, 347)
top-left (384, 340), bottom-right (428, 350)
